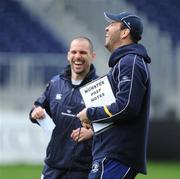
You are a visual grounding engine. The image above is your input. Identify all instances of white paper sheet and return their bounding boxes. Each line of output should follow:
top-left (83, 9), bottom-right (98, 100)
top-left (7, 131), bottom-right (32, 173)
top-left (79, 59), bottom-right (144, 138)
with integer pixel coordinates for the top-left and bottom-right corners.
top-left (36, 111), bottom-right (55, 137)
top-left (92, 122), bottom-right (114, 134)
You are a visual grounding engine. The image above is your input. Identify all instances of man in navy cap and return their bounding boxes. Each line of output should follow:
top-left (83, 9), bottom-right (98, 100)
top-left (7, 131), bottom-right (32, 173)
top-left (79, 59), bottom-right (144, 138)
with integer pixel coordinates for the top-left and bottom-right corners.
top-left (77, 12), bottom-right (151, 178)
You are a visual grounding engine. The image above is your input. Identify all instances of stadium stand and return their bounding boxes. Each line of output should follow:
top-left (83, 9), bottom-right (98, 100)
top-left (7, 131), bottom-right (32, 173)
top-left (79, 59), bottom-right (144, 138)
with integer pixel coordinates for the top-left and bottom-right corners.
top-left (0, 0), bottom-right (67, 53)
top-left (0, 0), bottom-right (68, 86)
top-left (126, 0), bottom-right (180, 48)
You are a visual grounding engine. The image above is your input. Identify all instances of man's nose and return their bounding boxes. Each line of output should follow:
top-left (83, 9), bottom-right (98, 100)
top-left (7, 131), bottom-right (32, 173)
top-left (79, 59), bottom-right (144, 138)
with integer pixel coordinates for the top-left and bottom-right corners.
top-left (74, 52), bottom-right (81, 58)
top-left (105, 26), bottom-right (109, 32)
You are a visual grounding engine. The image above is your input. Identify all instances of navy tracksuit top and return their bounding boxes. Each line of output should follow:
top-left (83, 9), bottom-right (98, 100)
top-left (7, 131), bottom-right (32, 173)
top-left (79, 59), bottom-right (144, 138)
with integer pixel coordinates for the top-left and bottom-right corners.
top-left (31, 65), bottom-right (98, 171)
top-left (87, 43), bottom-right (151, 174)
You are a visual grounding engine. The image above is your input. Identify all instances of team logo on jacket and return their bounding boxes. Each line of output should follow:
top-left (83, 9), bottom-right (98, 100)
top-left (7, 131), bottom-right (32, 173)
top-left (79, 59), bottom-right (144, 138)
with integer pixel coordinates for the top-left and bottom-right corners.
top-left (91, 162), bottom-right (99, 173)
top-left (55, 94), bottom-right (62, 100)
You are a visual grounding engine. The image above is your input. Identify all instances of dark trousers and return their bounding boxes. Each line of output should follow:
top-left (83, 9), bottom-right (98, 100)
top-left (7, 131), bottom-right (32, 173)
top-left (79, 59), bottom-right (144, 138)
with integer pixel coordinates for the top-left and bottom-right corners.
top-left (41, 163), bottom-right (89, 179)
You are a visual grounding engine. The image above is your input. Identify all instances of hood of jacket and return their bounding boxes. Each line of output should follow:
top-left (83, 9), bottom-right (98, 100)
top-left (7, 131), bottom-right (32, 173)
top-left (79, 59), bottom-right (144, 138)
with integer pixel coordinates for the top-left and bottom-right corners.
top-left (109, 43), bottom-right (151, 67)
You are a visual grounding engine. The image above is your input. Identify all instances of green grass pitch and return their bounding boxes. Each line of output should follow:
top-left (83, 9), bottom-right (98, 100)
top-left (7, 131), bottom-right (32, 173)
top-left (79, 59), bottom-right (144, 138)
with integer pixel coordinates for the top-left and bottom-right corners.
top-left (0, 161), bottom-right (180, 179)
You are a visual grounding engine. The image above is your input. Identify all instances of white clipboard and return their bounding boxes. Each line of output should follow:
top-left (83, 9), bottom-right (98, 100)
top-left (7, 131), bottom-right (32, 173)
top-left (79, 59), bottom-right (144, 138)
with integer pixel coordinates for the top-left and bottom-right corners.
top-left (80, 76), bottom-right (115, 134)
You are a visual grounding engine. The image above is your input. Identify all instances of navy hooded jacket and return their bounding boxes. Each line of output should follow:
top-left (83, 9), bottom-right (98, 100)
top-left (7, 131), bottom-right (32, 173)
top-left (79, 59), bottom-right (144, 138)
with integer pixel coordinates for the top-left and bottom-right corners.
top-left (30, 64), bottom-right (98, 171)
top-left (87, 44), bottom-right (151, 174)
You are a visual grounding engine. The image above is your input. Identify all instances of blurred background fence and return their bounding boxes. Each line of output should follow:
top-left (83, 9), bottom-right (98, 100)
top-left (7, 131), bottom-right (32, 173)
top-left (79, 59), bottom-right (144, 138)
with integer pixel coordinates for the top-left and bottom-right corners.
top-left (0, 0), bottom-right (180, 164)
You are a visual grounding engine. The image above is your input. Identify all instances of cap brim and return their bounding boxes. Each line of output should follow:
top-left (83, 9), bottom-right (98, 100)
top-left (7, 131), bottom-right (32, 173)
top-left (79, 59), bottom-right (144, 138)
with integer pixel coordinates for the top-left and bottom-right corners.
top-left (104, 12), bottom-right (118, 23)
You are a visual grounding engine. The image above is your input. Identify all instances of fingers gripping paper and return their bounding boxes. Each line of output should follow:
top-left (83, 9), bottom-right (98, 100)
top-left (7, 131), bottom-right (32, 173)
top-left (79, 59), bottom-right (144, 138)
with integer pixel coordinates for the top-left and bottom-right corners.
top-left (80, 76), bottom-right (115, 134)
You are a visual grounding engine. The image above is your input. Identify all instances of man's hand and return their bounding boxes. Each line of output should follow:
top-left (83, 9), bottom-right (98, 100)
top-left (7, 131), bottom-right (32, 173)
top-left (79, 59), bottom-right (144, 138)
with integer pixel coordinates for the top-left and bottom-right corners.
top-left (70, 127), bottom-right (93, 142)
top-left (77, 108), bottom-right (91, 126)
top-left (31, 106), bottom-right (45, 120)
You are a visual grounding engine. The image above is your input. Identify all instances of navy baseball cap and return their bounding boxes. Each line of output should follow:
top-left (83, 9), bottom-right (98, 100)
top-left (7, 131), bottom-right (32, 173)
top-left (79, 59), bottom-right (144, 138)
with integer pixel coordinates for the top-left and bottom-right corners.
top-left (104, 12), bottom-right (143, 41)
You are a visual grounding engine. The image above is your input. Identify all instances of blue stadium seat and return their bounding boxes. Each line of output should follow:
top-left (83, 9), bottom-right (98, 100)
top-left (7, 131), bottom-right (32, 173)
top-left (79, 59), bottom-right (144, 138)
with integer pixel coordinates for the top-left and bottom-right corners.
top-left (0, 64), bottom-right (10, 85)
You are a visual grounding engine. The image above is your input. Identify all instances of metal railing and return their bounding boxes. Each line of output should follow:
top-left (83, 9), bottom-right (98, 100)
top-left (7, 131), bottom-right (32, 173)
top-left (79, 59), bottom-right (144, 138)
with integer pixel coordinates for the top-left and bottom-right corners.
top-left (0, 52), bottom-right (67, 110)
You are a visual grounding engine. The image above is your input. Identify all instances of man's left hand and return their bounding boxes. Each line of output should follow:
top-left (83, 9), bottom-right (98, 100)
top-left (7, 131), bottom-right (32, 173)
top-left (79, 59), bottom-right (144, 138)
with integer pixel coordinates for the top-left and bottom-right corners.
top-left (70, 127), bottom-right (93, 142)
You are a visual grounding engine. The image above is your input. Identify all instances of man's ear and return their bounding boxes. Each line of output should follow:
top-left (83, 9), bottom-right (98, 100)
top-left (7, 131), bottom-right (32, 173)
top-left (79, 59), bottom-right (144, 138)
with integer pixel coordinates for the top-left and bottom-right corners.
top-left (67, 51), bottom-right (70, 62)
top-left (121, 28), bottom-right (130, 39)
top-left (92, 52), bottom-right (96, 61)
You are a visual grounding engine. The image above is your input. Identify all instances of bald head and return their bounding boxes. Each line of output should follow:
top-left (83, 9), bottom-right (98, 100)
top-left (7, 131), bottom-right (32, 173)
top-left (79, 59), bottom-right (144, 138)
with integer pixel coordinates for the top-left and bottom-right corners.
top-left (70, 36), bottom-right (94, 53)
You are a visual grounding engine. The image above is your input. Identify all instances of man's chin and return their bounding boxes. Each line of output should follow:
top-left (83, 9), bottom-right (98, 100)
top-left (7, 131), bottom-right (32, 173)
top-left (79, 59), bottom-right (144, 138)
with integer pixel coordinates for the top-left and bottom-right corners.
top-left (74, 69), bottom-right (84, 74)
top-left (105, 41), bottom-right (110, 47)
top-left (105, 43), bottom-right (110, 51)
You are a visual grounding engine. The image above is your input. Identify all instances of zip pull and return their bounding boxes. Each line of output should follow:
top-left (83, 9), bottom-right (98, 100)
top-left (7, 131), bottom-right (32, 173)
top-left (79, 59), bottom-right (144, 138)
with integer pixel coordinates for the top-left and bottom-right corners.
top-left (61, 112), bottom-right (76, 118)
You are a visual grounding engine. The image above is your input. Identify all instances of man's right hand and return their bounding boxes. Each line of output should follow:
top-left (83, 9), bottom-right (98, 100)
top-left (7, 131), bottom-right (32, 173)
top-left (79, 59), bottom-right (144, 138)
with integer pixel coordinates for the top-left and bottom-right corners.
top-left (31, 106), bottom-right (45, 120)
